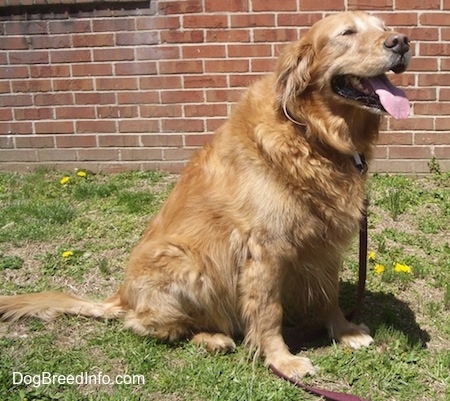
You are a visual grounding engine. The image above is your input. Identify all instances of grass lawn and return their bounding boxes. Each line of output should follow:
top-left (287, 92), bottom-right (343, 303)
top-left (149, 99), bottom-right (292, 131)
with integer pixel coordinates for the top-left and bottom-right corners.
top-left (0, 167), bottom-right (449, 401)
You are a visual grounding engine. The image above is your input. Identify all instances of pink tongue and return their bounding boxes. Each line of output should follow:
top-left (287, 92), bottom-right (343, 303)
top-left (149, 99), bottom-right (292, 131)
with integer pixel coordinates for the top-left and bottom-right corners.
top-left (367, 75), bottom-right (410, 120)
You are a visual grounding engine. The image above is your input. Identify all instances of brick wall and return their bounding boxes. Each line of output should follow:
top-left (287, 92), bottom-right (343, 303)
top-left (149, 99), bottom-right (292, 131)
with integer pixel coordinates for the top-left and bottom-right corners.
top-left (0, 0), bottom-right (449, 174)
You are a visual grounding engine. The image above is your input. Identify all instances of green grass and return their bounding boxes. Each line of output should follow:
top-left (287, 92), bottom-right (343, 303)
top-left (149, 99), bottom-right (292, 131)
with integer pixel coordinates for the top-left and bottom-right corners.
top-left (0, 168), bottom-right (449, 401)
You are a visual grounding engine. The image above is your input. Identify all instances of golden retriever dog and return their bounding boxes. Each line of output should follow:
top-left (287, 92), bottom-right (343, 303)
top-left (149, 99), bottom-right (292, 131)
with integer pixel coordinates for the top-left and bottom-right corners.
top-left (0, 11), bottom-right (410, 379)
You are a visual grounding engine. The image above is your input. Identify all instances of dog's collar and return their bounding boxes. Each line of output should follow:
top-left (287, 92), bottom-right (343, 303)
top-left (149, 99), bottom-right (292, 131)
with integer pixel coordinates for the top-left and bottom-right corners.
top-left (353, 152), bottom-right (368, 174)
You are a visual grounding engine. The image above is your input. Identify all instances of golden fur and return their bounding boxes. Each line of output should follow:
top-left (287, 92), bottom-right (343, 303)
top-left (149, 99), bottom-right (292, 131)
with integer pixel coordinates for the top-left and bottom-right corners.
top-left (0, 12), bottom-right (410, 379)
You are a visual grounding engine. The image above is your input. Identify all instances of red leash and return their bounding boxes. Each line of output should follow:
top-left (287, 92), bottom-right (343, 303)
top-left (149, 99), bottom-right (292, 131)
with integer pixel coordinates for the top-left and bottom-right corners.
top-left (270, 199), bottom-right (370, 401)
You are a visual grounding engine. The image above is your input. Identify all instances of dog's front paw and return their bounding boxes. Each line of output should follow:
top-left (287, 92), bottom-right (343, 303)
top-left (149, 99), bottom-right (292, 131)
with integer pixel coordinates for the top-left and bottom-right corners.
top-left (337, 323), bottom-right (374, 350)
top-left (267, 355), bottom-right (317, 380)
top-left (191, 332), bottom-right (236, 353)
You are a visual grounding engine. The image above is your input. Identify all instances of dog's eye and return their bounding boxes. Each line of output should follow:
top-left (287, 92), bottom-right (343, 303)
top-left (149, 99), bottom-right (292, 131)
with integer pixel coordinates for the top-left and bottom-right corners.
top-left (342, 28), bottom-right (357, 36)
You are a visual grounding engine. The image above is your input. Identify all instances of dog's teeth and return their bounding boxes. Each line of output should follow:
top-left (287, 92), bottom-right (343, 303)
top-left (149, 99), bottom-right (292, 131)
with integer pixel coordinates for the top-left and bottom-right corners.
top-left (349, 76), bottom-right (370, 94)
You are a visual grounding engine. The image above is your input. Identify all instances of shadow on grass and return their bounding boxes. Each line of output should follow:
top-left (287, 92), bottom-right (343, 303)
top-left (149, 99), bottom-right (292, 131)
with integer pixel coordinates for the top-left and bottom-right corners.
top-left (284, 281), bottom-right (430, 353)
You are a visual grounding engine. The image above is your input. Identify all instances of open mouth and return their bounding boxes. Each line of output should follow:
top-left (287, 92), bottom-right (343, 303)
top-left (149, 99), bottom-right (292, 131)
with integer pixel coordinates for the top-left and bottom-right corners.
top-left (331, 73), bottom-right (410, 120)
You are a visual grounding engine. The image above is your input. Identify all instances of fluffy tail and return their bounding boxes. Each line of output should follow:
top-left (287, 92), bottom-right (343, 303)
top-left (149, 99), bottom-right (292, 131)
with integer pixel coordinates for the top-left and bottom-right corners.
top-left (0, 292), bottom-right (125, 322)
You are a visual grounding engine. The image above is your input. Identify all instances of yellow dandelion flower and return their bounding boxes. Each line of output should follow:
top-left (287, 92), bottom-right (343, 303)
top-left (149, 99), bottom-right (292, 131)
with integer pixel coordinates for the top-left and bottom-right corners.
top-left (368, 251), bottom-right (376, 261)
top-left (62, 250), bottom-right (74, 258)
top-left (374, 264), bottom-right (385, 275)
top-left (76, 170), bottom-right (87, 178)
top-left (60, 176), bottom-right (70, 185)
top-left (394, 263), bottom-right (412, 274)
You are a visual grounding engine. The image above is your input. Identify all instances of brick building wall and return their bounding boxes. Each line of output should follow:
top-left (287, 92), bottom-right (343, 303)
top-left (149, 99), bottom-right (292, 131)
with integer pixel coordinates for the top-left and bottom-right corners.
top-left (0, 0), bottom-right (449, 174)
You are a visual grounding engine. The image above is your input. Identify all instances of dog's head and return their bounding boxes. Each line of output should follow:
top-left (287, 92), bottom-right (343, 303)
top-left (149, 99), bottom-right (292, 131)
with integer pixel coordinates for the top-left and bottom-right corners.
top-left (276, 11), bottom-right (411, 121)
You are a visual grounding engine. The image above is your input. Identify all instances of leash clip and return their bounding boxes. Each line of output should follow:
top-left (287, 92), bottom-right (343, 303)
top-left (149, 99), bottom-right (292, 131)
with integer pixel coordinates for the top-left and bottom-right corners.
top-left (353, 153), bottom-right (368, 174)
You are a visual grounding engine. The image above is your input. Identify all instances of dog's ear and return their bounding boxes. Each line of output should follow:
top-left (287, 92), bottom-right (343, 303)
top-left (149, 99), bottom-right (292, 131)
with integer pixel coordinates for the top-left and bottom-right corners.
top-left (275, 41), bottom-right (315, 111)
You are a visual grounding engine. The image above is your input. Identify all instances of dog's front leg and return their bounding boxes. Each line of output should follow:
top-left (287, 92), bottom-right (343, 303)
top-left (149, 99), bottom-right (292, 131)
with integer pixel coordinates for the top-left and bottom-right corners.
top-left (239, 239), bottom-right (317, 379)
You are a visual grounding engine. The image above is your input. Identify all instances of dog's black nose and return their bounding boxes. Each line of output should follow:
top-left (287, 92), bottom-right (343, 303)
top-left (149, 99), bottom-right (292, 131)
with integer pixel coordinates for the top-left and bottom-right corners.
top-left (384, 34), bottom-right (410, 55)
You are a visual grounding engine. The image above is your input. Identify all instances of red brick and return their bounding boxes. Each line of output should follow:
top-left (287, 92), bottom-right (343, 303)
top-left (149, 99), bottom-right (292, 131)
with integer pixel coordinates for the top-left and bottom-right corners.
top-left (141, 134), bottom-right (183, 147)
top-left (418, 74), bottom-right (450, 87)
top-left (55, 107), bottom-right (96, 120)
top-left (49, 19), bottom-right (91, 34)
top-left (35, 121), bottom-right (74, 134)
top-left (95, 78), bottom-right (138, 91)
top-left (205, 88), bottom-right (242, 103)
top-left (161, 90), bottom-right (204, 104)
top-left (415, 132), bottom-right (450, 144)
top-left (140, 105), bottom-right (183, 118)
top-left (53, 78), bottom-right (94, 91)
top-left (136, 16), bottom-right (180, 30)
top-left (0, 149), bottom-right (36, 162)
top-left (420, 13), bottom-right (450, 26)
top-left (93, 48), bottom-right (135, 62)
top-left (98, 135), bottom-right (140, 147)
top-left (12, 79), bottom-right (52, 93)
top-left (435, 118), bottom-right (450, 131)
top-left (231, 14), bottom-right (275, 28)
top-left (0, 66), bottom-right (29, 79)
top-left (348, 0), bottom-right (393, 10)
top-left (117, 91), bottom-right (159, 105)
top-left (14, 107), bottom-right (53, 120)
top-left (75, 93), bottom-right (116, 105)
top-left (377, 132), bottom-right (413, 145)
top-left (251, 0), bottom-right (297, 11)
top-left (396, 0), bottom-right (439, 8)
top-left (30, 65), bottom-right (70, 78)
top-left (228, 44), bottom-right (271, 58)
top-left (254, 28), bottom-right (298, 43)
top-left (121, 148), bottom-right (162, 161)
top-left (401, 27), bottom-right (438, 41)
top-left (300, 0), bottom-right (344, 11)
top-left (0, 122), bottom-right (33, 135)
top-left (1, 36), bottom-right (28, 50)
top-left (35, 93), bottom-right (74, 106)
top-left (159, 60), bottom-right (203, 74)
top-left (183, 75), bottom-right (227, 88)
top-left (97, 106), bottom-right (139, 119)
top-left (204, 59), bottom-right (249, 73)
top-left (92, 18), bottom-right (134, 32)
top-left (205, 0), bottom-right (248, 12)
top-left (0, 109), bottom-right (13, 121)
top-left (140, 76), bottom-right (182, 90)
top-left (115, 62), bottom-right (157, 76)
top-left (73, 33), bottom-right (114, 48)
top-left (9, 51), bottom-right (49, 64)
top-left (29, 35), bottom-right (71, 49)
top-left (72, 63), bottom-right (113, 77)
top-left (419, 43), bottom-right (450, 57)
top-left (78, 149), bottom-right (120, 161)
top-left (56, 135), bottom-right (96, 148)
top-left (374, 13), bottom-right (418, 26)
top-left (184, 104), bottom-right (227, 117)
top-left (389, 146), bottom-right (432, 159)
top-left (51, 49), bottom-right (91, 63)
top-left (403, 88), bottom-right (436, 102)
top-left (277, 13), bottom-right (322, 27)
top-left (16, 136), bottom-right (54, 148)
top-left (229, 74), bottom-right (264, 87)
top-left (118, 120), bottom-right (161, 133)
top-left (137, 46), bottom-right (180, 60)
top-left (5, 21), bottom-right (48, 35)
top-left (408, 57), bottom-right (438, 72)
top-left (251, 58), bottom-right (277, 73)
top-left (183, 45), bottom-right (226, 59)
top-left (76, 120), bottom-right (117, 134)
top-left (116, 32), bottom-right (159, 46)
top-left (435, 146), bottom-right (450, 159)
top-left (0, 94), bottom-right (33, 107)
top-left (38, 149), bottom-right (78, 162)
top-left (0, 137), bottom-right (15, 148)
top-left (389, 117), bottom-right (434, 131)
top-left (206, 29), bottom-right (250, 43)
top-left (415, 102), bottom-right (450, 116)
top-left (163, 148), bottom-right (198, 161)
top-left (160, 29), bottom-right (204, 44)
top-left (161, 118), bottom-right (204, 132)
top-left (184, 15), bottom-right (228, 29)
top-left (158, 1), bottom-right (203, 14)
